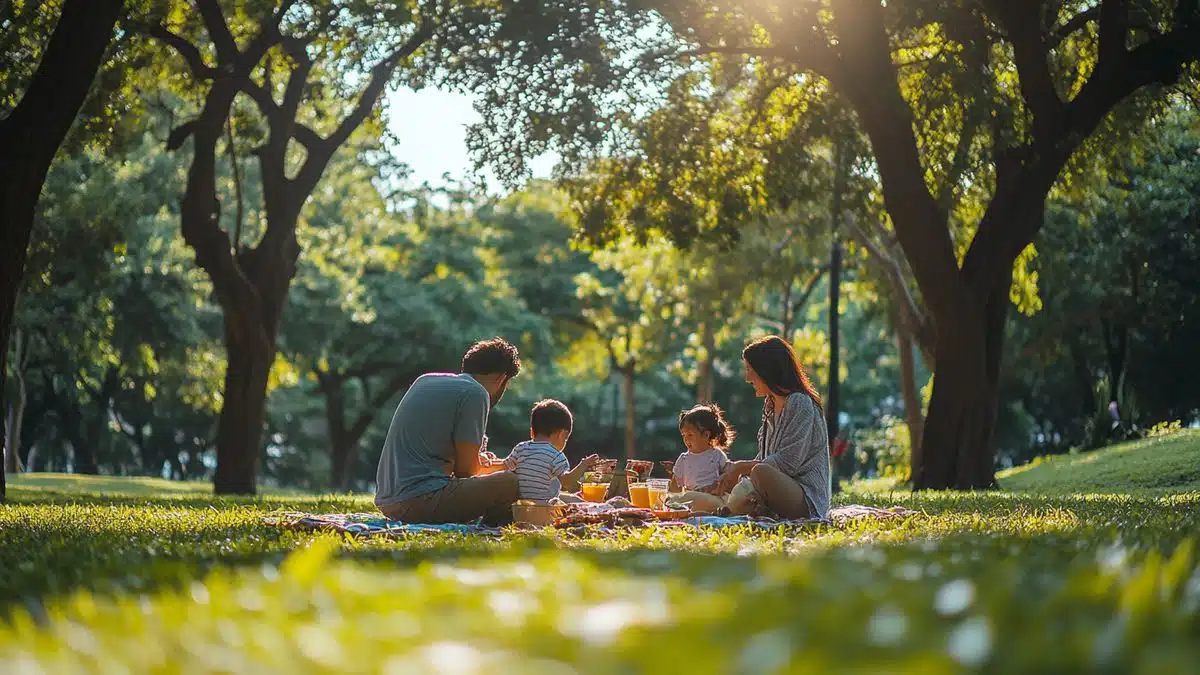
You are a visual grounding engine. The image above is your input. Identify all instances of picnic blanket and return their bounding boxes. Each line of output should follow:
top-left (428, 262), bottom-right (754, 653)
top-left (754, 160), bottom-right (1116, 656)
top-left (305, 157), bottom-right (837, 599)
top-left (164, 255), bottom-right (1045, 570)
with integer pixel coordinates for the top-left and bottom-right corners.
top-left (265, 504), bottom-right (916, 539)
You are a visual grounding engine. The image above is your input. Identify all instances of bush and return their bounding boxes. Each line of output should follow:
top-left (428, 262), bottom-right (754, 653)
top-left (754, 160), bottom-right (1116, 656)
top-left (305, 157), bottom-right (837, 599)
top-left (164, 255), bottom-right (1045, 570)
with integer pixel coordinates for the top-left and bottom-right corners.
top-left (854, 415), bottom-right (912, 480)
top-left (1148, 419), bottom-right (1185, 438)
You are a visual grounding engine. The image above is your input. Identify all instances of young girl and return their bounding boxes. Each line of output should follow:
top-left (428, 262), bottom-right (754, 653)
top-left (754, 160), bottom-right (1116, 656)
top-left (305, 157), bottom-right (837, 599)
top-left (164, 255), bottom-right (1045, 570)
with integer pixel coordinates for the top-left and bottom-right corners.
top-left (671, 404), bottom-right (736, 494)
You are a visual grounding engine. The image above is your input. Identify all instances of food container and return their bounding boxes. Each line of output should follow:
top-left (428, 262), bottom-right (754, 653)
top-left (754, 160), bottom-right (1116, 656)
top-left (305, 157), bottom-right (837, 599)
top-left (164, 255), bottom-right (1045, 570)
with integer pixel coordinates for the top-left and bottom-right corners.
top-left (627, 459), bottom-right (654, 481)
top-left (512, 501), bottom-right (565, 526)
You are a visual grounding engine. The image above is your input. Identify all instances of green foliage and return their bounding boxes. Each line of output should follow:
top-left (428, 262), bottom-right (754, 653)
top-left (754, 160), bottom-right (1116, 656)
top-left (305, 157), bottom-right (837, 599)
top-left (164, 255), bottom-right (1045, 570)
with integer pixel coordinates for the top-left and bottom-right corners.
top-left (2, 454), bottom-right (1200, 671)
top-left (855, 415), bottom-right (914, 480)
top-left (1005, 107), bottom-right (1200, 458)
top-left (1148, 421), bottom-right (1186, 438)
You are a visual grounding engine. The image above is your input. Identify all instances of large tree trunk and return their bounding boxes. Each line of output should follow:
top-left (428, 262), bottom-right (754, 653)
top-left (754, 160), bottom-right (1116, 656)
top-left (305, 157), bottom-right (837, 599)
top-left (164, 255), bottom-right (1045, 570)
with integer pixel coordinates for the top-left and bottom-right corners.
top-left (0, 0), bottom-right (124, 502)
top-left (212, 316), bottom-right (275, 494)
top-left (914, 273), bottom-right (1009, 490)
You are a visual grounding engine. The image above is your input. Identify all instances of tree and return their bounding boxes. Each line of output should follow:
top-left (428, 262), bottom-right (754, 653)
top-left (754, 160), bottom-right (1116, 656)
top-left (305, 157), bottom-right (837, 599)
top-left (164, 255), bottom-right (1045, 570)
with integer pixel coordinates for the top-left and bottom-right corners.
top-left (471, 0), bottom-right (1200, 489)
top-left (0, 0), bottom-right (126, 500)
top-left (283, 174), bottom-right (541, 490)
top-left (147, 0), bottom-right (636, 494)
top-left (143, 0), bottom-right (450, 493)
top-left (563, 236), bottom-right (689, 480)
top-left (12, 126), bottom-right (221, 477)
top-left (1014, 106), bottom-right (1200, 449)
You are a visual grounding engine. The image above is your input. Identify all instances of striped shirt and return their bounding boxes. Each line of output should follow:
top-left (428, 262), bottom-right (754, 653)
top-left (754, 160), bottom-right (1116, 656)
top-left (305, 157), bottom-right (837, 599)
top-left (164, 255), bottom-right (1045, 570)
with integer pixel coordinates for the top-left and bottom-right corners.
top-left (504, 440), bottom-right (571, 502)
top-left (672, 448), bottom-right (729, 490)
top-left (756, 392), bottom-right (831, 519)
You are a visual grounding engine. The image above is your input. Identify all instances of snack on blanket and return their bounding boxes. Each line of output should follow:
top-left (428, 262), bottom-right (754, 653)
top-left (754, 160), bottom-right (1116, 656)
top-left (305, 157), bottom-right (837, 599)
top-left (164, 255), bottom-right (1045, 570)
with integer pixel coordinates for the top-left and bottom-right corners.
top-left (553, 506), bottom-right (656, 528)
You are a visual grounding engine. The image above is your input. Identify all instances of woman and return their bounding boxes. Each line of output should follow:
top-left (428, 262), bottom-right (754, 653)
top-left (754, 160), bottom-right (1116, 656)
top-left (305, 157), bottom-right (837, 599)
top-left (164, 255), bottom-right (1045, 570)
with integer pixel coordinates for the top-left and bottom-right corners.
top-left (719, 335), bottom-right (830, 520)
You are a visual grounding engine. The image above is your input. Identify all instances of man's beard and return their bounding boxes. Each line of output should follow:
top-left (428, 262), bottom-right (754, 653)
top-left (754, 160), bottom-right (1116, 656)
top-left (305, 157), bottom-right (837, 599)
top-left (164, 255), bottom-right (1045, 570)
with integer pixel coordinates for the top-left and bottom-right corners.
top-left (489, 384), bottom-right (507, 408)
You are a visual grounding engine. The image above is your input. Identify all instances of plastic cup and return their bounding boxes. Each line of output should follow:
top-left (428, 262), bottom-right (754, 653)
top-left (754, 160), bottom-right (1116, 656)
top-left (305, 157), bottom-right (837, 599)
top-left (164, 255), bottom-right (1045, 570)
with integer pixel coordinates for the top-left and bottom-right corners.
top-left (646, 479), bottom-right (669, 508)
top-left (581, 483), bottom-right (608, 502)
top-left (629, 483), bottom-right (651, 508)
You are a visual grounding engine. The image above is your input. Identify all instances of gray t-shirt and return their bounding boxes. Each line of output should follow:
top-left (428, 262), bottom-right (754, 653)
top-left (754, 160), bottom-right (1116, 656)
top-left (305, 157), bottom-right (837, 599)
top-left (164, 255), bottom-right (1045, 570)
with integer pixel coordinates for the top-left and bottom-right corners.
top-left (375, 373), bottom-right (489, 507)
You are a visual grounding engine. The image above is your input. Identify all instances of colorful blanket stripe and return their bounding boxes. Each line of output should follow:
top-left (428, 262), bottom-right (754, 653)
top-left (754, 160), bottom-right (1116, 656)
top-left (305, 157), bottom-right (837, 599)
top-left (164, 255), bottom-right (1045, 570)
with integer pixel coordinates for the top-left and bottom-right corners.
top-left (265, 504), bottom-right (915, 539)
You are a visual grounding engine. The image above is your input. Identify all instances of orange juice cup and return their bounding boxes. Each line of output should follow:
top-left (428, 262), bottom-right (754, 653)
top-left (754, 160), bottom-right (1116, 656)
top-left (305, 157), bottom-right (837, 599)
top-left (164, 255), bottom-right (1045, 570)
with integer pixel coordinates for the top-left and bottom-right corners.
top-left (581, 483), bottom-right (608, 503)
top-left (629, 483), bottom-right (651, 508)
top-left (646, 479), bottom-right (669, 508)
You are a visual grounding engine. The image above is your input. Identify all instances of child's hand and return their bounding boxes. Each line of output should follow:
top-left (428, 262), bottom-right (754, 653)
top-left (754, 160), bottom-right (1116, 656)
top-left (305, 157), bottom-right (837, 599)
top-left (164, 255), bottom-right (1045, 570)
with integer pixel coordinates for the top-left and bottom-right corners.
top-left (580, 454), bottom-right (601, 470)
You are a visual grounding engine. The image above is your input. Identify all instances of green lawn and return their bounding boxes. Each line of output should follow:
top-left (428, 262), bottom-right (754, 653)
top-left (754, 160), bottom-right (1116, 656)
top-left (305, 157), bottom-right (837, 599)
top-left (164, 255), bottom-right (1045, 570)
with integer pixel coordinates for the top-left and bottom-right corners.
top-left (996, 430), bottom-right (1200, 493)
top-left (2, 434), bottom-right (1199, 673)
top-left (6, 471), bottom-right (311, 497)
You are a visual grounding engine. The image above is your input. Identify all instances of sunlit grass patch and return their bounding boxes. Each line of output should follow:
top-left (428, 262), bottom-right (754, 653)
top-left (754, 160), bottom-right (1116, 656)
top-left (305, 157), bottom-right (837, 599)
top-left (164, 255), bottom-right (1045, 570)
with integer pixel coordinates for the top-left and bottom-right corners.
top-left (997, 431), bottom-right (1200, 494)
top-left (1, 534), bottom-right (1197, 673)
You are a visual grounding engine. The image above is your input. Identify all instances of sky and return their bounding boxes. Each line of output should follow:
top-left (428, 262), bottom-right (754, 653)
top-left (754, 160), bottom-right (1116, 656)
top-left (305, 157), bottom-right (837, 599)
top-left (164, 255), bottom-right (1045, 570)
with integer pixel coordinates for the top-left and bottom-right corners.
top-left (385, 87), bottom-right (557, 193)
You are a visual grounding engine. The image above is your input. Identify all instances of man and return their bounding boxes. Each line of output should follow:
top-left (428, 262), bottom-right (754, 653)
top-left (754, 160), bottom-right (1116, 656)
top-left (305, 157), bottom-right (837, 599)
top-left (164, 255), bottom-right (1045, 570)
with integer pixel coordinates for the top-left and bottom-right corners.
top-left (374, 337), bottom-right (521, 525)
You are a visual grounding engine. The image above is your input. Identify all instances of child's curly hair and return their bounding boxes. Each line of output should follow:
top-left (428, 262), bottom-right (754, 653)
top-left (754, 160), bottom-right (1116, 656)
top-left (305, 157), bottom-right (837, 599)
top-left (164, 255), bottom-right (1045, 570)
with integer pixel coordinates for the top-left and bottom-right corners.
top-left (678, 404), bottom-right (736, 449)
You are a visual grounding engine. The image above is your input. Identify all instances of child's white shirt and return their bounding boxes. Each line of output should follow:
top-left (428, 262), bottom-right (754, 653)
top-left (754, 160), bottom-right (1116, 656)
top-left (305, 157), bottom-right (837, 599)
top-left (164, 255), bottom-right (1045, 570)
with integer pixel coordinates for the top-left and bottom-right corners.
top-left (504, 440), bottom-right (570, 502)
top-left (672, 448), bottom-right (729, 490)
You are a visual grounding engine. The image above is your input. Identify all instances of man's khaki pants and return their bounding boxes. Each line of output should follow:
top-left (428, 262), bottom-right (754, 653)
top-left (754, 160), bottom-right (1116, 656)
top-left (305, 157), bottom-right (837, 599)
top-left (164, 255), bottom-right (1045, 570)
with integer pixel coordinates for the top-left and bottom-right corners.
top-left (379, 471), bottom-right (519, 526)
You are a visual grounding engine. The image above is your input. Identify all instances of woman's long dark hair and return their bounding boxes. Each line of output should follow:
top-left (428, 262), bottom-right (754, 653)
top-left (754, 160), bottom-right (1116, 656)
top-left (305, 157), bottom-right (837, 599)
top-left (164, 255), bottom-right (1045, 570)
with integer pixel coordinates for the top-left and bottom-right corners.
top-left (742, 335), bottom-right (823, 411)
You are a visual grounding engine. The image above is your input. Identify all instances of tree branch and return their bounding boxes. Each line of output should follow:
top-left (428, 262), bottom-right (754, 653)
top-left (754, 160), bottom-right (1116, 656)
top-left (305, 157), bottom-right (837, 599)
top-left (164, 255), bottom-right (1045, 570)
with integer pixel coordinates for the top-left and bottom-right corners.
top-left (348, 369), bottom-right (422, 441)
top-left (1099, 0), bottom-right (1130, 68)
top-left (226, 115), bottom-right (246, 251)
top-left (1048, 6), bottom-right (1101, 49)
top-left (166, 120), bottom-right (198, 150)
top-left (844, 211), bottom-right (936, 367)
top-left (829, 0), bottom-right (961, 319)
top-left (791, 265), bottom-right (829, 316)
top-left (290, 22), bottom-right (436, 195)
top-left (277, 35), bottom-right (313, 123)
top-left (964, 2), bottom-right (1200, 290)
top-left (146, 25), bottom-right (216, 79)
top-left (196, 0), bottom-right (238, 64)
top-left (983, 0), bottom-right (1065, 143)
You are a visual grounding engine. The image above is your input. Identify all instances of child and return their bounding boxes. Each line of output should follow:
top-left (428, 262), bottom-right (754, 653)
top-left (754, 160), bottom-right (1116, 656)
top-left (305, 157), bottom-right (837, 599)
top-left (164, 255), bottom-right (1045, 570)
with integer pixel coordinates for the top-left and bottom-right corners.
top-left (504, 399), bottom-right (599, 503)
top-left (671, 404), bottom-right (735, 493)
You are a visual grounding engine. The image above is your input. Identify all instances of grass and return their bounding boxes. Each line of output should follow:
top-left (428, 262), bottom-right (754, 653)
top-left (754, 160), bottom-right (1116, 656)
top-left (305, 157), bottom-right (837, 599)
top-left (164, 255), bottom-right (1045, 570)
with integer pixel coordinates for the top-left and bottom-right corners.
top-left (847, 429), bottom-right (1200, 496)
top-left (1, 433), bottom-right (1199, 673)
top-left (996, 430), bottom-right (1200, 494)
top-left (7, 472), bottom-right (306, 497)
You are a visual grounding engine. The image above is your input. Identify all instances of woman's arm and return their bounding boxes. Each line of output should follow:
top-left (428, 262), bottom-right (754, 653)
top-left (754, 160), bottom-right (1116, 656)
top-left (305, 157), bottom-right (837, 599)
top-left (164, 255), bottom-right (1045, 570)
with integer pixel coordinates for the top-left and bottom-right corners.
top-left (716, 460), bottom-right (757, 493)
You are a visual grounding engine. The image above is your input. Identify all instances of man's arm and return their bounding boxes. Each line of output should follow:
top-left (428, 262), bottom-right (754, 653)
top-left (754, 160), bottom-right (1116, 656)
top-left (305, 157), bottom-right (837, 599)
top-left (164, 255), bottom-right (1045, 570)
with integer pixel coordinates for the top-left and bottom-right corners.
top-left (452, 387), bottom-right (491, 478)
top-left (453, 441), bottom-right (485, 477)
